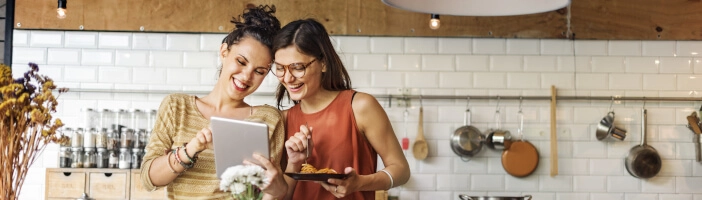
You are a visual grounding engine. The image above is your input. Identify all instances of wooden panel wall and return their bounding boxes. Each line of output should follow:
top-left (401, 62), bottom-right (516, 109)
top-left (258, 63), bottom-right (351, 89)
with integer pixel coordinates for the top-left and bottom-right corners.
top-left (13, 0), bottom-right (702, 40)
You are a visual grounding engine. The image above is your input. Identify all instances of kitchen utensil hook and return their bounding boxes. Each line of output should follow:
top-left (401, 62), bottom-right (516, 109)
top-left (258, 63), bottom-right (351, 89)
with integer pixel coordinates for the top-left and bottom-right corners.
top-left (643, 96), bottom-right (646, 108)
top-left (518, 96), bottom-right (524, 113)
top-left (419, 95), bottom-right (423, 107)
top-left (609, 96), bottom-right (615, 112)
top-left (495, 96), bottom-right (502, 129)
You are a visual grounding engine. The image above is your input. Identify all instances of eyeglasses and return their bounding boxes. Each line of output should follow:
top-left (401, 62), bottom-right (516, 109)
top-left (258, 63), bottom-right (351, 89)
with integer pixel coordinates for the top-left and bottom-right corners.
top-left (271, 59), bottom-right (316, 78)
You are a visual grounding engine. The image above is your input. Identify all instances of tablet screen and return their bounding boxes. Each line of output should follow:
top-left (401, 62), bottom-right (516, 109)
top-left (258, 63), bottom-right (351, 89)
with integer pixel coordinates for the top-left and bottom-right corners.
top-left (210, 116), bottom-right (269, 178)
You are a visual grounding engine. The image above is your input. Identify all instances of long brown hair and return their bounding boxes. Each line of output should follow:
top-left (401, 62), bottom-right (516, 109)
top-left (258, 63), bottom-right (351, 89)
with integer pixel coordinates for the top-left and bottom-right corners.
top-left (272, 19), bottom-right (352, 108)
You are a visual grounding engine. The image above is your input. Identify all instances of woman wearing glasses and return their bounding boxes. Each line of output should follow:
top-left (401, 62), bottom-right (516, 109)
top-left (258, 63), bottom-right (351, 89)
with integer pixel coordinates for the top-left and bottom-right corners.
top-left (140, 5), bottom-right (288, 199)
top-left (273, 19), bottom-right (410, 199)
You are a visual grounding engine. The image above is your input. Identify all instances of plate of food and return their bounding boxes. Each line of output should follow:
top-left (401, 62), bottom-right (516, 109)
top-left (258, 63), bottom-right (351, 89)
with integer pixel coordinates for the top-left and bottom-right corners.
top-left (285, 164), bottom-right (348, 181)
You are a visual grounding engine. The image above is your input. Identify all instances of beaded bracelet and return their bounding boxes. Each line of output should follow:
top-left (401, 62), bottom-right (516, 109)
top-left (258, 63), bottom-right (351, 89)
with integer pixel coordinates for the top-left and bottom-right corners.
top-left (174, 147), bottom-right (194, 169)
top-left (182, 143), bottom-right (198, 164)
top-left (165, 151), bottom-right (181, 175)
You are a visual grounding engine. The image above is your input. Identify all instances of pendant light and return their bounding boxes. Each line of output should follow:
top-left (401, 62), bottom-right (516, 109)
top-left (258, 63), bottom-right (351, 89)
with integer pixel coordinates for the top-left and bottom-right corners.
top-left (429, 14), bottom-right (440, 30)
top-left (57, 0), bottom-right (67, 19)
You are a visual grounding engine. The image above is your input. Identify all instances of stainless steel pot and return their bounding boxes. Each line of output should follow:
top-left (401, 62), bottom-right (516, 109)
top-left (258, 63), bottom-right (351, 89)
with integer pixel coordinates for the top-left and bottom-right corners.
top-left (451, 108), bottom-right (484, 161)
top-left (459, 194), bottom-right (532, 200)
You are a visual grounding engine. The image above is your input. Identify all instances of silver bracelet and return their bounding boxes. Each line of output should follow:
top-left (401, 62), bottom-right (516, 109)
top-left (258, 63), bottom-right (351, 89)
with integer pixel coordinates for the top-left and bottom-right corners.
top-left (379, 169), bottom-right (394, 189)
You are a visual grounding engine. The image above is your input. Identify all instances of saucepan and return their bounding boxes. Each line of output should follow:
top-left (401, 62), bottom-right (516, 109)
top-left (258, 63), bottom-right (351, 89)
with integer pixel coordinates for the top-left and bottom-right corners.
top-left (451, 98), bottom-right (485, 161)
top-left (459, 194), bottom-right (532, 200)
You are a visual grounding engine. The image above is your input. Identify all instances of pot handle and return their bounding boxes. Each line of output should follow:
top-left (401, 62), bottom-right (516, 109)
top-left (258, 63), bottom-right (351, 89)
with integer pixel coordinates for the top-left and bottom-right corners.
top-left (458, 194), bottom-right (472, 200)
top-left (465, 109), bottom-right (472, 126)
top-left (524, 195), bottom-right (532, 200)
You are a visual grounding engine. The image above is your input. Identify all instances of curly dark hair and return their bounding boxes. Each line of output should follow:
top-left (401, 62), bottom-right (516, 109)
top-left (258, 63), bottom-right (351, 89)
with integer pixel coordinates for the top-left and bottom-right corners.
top-left (222, 5), bottom-right (281, 52)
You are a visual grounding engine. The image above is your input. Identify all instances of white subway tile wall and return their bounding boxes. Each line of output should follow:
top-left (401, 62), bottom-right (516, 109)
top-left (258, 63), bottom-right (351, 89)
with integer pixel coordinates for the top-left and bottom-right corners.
top-left (13, 30), bottom-right (702, 199)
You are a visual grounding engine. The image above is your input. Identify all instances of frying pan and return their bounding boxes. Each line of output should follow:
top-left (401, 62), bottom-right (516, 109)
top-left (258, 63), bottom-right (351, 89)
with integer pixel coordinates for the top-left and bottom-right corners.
top-left (624, 108), bottom-right (661, 179)
top-left (451, 98), bottom-right (484, 161)
top-left (501, 105), bottom-right (539, 177)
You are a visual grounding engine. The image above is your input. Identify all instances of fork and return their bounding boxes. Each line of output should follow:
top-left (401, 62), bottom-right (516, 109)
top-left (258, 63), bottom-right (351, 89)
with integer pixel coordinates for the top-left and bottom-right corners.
top-left (306, 123), bottom-right (312, 164)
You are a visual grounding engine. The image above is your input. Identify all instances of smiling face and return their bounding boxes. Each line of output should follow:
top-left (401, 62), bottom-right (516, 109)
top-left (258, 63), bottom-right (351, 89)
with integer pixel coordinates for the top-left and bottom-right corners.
top-left (217, 36), bottom-right (272, 100)
top-left (274, 46), bottom-right (326, 101)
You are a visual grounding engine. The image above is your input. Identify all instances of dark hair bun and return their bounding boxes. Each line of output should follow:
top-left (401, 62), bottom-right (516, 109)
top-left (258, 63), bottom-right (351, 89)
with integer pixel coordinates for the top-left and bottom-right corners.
top-left (232, 5), bottom-right (281, 35)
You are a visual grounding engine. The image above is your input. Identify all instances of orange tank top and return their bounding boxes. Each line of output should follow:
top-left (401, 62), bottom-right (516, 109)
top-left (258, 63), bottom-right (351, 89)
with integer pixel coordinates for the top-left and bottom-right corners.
top-left (287, 90), bottom-right (377, 200)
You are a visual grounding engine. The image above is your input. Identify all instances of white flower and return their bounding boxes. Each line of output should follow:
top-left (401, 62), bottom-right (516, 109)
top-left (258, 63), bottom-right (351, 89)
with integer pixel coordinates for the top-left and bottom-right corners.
top-left (220, 164), bottom-right (268, 198)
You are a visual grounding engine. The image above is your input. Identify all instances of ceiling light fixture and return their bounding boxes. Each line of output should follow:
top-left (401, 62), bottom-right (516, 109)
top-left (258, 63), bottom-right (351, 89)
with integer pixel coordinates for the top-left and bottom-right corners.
top-left (57, 0), bottom-right (67, 19)
top-left (382, 0), bottom-right (570, 16)
top-left (429, 14), bottom-right (440, 30)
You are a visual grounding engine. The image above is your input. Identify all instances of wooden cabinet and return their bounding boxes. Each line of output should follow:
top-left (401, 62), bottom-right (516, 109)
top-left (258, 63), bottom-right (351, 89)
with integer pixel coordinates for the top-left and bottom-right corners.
top-left (130, 171), bottom-right (167, 200)
top-left (46, 168), bottom-right (166, 200)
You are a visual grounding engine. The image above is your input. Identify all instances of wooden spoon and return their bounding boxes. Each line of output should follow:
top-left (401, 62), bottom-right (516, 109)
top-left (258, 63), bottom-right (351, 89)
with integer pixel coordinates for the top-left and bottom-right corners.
top-left (413, 106), bottom-right (428, 160)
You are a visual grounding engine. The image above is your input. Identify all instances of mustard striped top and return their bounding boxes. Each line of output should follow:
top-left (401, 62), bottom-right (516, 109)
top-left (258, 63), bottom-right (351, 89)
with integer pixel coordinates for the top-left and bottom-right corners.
top-left (140, 93), bottom-right (285, 199)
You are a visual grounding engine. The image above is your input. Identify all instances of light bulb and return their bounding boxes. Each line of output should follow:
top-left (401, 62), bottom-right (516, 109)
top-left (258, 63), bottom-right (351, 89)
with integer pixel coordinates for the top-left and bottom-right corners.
top-left (57, 0), bottom-right (67, 19)
top-left (429, 14), bottom-right (440, 30)
top-left (57, 8), bottom-right (67, 19)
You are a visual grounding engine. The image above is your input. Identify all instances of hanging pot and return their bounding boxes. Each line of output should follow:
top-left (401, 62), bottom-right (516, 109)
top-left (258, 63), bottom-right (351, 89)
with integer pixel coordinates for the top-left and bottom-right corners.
top-left (501, 108), bottom-right (539, 177)
top-left (485, 105), bottom-right (511, 150)
top-left (624, 108), bottom-right (661, 179)
top-left (451, 105), bottom-right (484, 161)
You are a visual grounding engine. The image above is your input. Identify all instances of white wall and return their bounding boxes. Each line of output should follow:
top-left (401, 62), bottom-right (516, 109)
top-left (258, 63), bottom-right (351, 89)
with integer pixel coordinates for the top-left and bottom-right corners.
top-left (13, 30), bottom-right (702, 200)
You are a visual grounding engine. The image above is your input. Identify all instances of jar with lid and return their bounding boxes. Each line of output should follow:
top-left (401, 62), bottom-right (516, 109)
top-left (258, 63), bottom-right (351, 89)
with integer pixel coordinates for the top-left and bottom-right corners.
top-left (121, 128), bottom-right (134, 149)
top-left (59, 147), bottom-right (72, 168)
top-left (134, 129), bottom-right (147, 149)
top-left (70, 147), bottom-right (83, 168)
top-left (118, 148), bottom-right (131, 169)
top-left (84, 108), bottom-right (98, 130)
top-left (96, 148), bottom-right (109, 168)
top-left (108, 150), bottom-right (119, 168)
top-left (131, 148), bottom-right (143, 169)
top-left (71, 128), bottom-right (83, 148)
top-left (95, 128), bottom-right (107, 148)
top-left (148, 109), bottom-right (157, 132)
top-left (83, 128), bottom-right (96, 148)
top-left (106, 129), bottom-right (118, 150)
top-left (99, 109), bottom-right (112, 131)
top-left (83, 147), bottom-right (97, 168)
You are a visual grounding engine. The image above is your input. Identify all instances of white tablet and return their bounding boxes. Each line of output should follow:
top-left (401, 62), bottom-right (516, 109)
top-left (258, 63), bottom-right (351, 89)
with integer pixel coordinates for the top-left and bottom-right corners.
top-left (210, 116), bottom-right (269, 178)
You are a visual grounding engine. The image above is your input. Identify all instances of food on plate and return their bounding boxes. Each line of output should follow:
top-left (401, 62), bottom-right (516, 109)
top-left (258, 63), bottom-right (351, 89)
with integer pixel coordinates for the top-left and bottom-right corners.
top-left (300, 163), bottom-right (338, 174)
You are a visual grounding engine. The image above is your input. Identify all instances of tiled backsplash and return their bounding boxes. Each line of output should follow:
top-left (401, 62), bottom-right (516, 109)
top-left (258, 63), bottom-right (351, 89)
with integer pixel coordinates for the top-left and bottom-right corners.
top-left (13, 30), bottom-right (702, 200)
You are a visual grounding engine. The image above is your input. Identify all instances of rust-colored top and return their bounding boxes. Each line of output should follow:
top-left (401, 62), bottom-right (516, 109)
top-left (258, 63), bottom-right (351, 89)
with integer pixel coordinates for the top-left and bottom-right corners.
top-left (501, 140), bottom-right (539, 177)
top-left (287, 90), bottom-right (377, 200)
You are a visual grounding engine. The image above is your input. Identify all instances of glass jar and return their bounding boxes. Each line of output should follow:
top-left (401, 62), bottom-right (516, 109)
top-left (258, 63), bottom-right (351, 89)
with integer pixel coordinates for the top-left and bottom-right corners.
top-left (99, 109), bottom-right (112, 131)
top-left (96, 148), bottom-right (109, 168)
top-left (71, 128), bottom-right (83, 148)
top-left (131, 148), bottom-right (143, 169)
top-left (118, 148), bottom-right (131, 169)
top-left (70, 147), bottom-right (83, 168)
top-left (84, 108), bottom-right (98, 130)
top-left (95, 129), bottom-right (107, 148)
top-left (121, 129), bottom-right (134, 149)
top-left (134, 130), bottom-right (147, 149)
top-left (83, 128), bottom-right (96, 148)
top-left (106, 129), bottom-right (118, 150)
top-left (83, 147), bottom-right (97, 168)
top-left (148, 109), bottom-right (157, 131)
top-left (108, 150), bottom-right (119, 168)
top-left (59, 147), bottom-right (72, 168)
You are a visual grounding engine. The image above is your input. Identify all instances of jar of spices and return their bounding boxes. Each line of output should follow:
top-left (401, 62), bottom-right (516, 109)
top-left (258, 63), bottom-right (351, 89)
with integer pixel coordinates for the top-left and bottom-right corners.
top-left (121, 129), bottom-right (134, 149)
top-left (96, 148), bottom-right (109, 168)
top-left (95, 128), bottom-right (107, 148)
top-left (70, 147), bottom-right (83, 168)
top-left (59, 147), bottom-right (72, 168)
top-left (71, 128), bottom-right (83, 148)
top-left (134, 130), bottom-right (146, 149)
top-left (83, 128), bottom-right (96, 148)
top-left (108, 150), bottom-right (119, 168)
top-left (83, 147), bottom-right (97, 168)
top-left (131, 148), bottom-right (143, 169)
top-left (106, 129), bottom-right (118, 150)
top-left (118, 148), bottom-right (131, 169)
